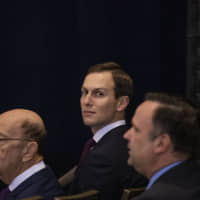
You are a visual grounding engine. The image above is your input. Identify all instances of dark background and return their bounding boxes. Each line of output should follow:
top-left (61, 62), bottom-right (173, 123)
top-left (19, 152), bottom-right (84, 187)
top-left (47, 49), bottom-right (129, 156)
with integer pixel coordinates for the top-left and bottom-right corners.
top-left (0, 0), bottom-right (186, 177)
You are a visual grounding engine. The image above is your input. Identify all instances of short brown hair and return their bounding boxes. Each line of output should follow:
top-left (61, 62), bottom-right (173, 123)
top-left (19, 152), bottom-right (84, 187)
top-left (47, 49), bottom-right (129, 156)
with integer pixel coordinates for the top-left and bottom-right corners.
top-left (145, 92), bottom-right (200, 158)
top-left (87, 62), bottom-right (134, 119)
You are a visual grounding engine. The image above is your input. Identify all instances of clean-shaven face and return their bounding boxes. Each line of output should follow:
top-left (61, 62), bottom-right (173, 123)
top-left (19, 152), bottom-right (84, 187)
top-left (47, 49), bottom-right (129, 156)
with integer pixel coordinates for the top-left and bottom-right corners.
top-left (0, 119), bottom-right (26, 184)
top-left (124, 101), bottom-right (159, 176)
top-left (80, 71), bottom-right (120, 133)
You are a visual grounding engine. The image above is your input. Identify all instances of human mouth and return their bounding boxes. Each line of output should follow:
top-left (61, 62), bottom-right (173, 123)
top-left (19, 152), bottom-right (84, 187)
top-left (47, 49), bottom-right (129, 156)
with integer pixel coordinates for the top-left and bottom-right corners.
top-left (83, 110), bottom-right (95, 116)
top-left (127, 146), bottom-right (131, 154)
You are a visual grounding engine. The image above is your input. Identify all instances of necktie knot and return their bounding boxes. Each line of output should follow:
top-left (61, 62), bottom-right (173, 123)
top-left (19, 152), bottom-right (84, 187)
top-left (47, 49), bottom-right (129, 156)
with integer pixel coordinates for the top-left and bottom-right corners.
top-left (86, 138), bottom-right (96, 149)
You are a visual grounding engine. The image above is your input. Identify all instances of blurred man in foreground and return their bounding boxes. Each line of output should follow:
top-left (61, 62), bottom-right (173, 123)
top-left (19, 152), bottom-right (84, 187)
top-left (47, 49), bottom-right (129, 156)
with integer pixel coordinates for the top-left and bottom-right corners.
top-left (0, 109), bottom-right (63, 200)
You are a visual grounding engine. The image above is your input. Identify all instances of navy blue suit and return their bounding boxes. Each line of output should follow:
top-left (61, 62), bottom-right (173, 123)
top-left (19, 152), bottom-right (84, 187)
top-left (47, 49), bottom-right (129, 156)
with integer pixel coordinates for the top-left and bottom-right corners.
top-left (5, 166), bottom-right (64, 200)
top-left (133, 160), bottom-right (200, 200)
top-left (69, 125), bottom-right (147, 200)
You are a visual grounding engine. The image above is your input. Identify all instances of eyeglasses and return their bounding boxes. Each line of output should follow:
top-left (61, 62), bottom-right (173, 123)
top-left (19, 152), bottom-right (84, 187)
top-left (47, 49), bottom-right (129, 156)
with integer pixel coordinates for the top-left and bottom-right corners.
top-left (0, 137), bottom-right (34, 142)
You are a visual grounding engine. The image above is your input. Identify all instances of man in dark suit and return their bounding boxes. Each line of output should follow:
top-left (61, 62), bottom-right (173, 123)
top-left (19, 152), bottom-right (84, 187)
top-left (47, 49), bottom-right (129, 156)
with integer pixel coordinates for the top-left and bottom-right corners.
top-left (0, 109), bottom-right (64, 200)
top-left (124, 92), bottom-right (200, 200)
top-left (69, 62), bottom-right (147, 200)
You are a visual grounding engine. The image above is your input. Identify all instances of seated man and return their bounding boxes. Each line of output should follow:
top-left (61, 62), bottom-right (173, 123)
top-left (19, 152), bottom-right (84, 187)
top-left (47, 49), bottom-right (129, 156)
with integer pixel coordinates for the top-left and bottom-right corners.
top-left (68, 62), bottom-right (147, 200)
top-left (124, 92), bottom-right (200, 200)
top-left (0, 109), bottom-right (64, 200)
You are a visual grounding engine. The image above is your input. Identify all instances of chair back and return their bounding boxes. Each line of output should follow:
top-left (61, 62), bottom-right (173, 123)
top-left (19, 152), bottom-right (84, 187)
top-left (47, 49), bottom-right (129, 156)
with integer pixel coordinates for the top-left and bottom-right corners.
top-left (58, 166), bottom-right (77, 187)
top-left (20, 196), bottom-right (44, 200)
top-left (121, 187), bottom-right (145, 200)
top-left (54, 190), bottom-right (99, 200)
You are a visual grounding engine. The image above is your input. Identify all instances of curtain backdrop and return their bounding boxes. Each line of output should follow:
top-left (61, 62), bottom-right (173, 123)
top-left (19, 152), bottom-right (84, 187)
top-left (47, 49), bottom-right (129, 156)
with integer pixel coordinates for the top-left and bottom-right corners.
top-left (0, 0), bottom-right (186, 177)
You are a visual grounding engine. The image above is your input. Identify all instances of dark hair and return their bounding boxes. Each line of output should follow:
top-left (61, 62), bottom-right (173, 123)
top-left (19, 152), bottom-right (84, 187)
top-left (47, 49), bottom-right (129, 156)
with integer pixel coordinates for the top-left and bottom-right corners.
top-left (87, 62), bottom-right (134, 119)
top-left (145, 92), bottom-right (200, 158)
top-left (21, 119), bottom-right (47, 156)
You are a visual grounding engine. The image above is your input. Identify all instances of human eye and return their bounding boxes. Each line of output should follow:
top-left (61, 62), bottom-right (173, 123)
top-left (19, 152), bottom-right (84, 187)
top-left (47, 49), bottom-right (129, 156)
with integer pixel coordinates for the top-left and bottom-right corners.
top-left (132, 124), bottom-right (140, 133)
top-left (93, 90), bottom-right (104, 97)
top-left (81, 88), bottom-right (88, 96)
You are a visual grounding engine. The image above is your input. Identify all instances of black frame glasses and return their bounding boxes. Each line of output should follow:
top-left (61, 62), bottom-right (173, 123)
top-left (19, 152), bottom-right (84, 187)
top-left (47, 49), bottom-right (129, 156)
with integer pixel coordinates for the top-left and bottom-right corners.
top-left (0, 137), bottom-right (34, 142)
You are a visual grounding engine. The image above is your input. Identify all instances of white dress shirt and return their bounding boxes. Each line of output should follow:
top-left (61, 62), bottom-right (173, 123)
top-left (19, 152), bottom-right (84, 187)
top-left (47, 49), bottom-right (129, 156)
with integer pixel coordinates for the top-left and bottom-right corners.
top-left (9, 161), bottom-right (46, 191)
top-left (93, 120), bottom-right (126, 143)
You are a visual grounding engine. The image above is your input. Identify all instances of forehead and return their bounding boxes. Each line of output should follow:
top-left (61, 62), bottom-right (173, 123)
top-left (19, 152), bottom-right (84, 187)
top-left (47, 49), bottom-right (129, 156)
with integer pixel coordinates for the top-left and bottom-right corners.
top-left (132, 101), bottom-right (160, 125)
top-left (0, 117), bottom-right (22, 137)
top-left (82, 72), bottom-right (114, 89)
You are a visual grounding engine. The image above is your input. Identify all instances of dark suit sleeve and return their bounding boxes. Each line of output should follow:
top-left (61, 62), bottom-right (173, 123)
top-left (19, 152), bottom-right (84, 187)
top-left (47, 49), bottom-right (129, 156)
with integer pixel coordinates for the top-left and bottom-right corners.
top-left (7, 166), bottom-right (64, 200)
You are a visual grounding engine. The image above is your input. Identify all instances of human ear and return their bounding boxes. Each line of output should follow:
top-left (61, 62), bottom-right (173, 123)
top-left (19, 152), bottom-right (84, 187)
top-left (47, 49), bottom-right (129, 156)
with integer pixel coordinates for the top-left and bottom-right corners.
top-left (117, 96), bottom-right (129, 111)
top-left (22, 141), bottom-right (38, 162)
top-left (153, 134), bottom-right (171, 154)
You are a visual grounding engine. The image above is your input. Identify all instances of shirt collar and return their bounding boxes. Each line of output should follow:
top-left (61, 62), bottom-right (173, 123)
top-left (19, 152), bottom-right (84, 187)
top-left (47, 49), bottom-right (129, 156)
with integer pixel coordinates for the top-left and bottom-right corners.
top-left (93, 120), bottom-right (126, 143)
top-left (146, 160), bottom-right (184, 190)
top-left (9, 161), bottom-right (46, 191)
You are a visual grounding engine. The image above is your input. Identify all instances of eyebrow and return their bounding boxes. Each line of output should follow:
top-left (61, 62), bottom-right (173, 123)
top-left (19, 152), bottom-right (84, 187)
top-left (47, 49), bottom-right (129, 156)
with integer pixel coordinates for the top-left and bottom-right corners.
top-left (132, 122), bottom-right (140, 132)
top-left (0, 132), bottom-right (33, 141)
top-left (0, 138), bottom-right (33, 141)
top-left (81, 87), bottom-right (109, 90)
top-left (0, 132), bottom-right (8, 137)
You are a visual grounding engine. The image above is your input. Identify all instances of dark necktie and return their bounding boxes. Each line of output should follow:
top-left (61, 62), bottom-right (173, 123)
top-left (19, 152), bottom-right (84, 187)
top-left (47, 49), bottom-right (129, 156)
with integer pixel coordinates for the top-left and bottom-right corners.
top-left (78, 138), bottom-right (96, 165)
top-left (0, 187), bottom-right (10, 200)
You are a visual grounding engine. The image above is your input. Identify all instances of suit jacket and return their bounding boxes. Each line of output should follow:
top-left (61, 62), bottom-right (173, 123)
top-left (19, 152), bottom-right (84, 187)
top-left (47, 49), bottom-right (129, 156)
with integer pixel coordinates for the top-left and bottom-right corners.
top-left (5, 166), bottom-right (64, 200)
top-left (133, 160), bottom-right (200, 200)
top-left (69, 125), bottom-right (147, 200)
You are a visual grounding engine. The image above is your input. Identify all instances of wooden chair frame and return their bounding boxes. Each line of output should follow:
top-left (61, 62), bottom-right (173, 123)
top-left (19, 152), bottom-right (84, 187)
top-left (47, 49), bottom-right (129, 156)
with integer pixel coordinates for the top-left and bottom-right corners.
top-left (121, 187), bottom-right (145, 200)
top-left (54, 190), bottom-right (99, 200)
top-left (20, 196), bottom-right (44, 200)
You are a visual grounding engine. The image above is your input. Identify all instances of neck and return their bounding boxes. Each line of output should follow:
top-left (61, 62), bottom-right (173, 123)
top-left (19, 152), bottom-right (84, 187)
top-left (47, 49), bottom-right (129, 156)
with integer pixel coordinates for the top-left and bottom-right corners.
top-left (5, 156), bottom-right (43, 184)
top-left (91, 118), bottom-right (125, 134)
top-left (147, 153), bottom-right (189, 179)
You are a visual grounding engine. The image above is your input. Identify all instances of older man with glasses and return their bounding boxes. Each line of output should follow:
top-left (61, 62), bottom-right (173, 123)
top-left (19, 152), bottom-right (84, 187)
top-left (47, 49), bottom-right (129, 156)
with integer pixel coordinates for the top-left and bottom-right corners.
top-left (0, 109), bottom-right (64, 200)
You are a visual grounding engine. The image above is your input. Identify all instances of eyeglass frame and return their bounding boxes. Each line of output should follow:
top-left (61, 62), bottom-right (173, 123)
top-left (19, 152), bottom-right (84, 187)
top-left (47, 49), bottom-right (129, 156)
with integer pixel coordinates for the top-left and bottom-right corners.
top-left (0, 131), bottom-right (37, 143)
top-left (0, 137), bottom-right (34, 142)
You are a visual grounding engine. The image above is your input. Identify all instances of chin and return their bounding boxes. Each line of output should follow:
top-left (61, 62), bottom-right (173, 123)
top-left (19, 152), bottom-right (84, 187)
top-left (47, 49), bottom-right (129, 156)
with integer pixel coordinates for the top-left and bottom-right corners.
top-left (83, 121), bottom-right (95, 128)
top-left (127, 158), bottom-right (133, 166)
top-left (83, 119), bottom-right (92, 125)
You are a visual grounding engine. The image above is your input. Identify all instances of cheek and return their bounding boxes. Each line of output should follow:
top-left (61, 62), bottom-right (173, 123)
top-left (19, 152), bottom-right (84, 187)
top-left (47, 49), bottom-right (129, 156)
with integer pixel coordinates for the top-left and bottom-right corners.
top-left (0, 145), bottom-right (22, 160)
top-left (139, 141), bottom-right (153, 158)
top-left (80, 99), bottom-right (84, 108)
top-left (131, 137), bottom-right (146, 154)
top-left (99, 101), bottom-right (117, 114)
top-left (0, 146), bottom-right (9, 159)
top-left (129, 136), bottom-right (138, 151)
top-left (0, 149), bottom-right (11, 170)
top-left (130, 135), bottom-right (139, 145)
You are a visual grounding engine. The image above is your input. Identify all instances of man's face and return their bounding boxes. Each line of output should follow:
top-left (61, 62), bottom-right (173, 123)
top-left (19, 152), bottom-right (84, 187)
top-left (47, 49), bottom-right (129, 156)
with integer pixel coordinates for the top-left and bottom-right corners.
top-left (124, 101), bottom-right (159, 177)
top-left (80, 72), bottom-right (121, 133)
top-left (0, 119), bottom-right (26, 184)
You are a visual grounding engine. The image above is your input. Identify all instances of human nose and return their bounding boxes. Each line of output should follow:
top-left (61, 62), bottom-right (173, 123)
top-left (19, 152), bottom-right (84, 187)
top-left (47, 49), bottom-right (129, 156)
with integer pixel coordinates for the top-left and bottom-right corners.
top-left (82, 93), bottom-right (93, 105)
top-left (123, 129), bottom-right (130, 140)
